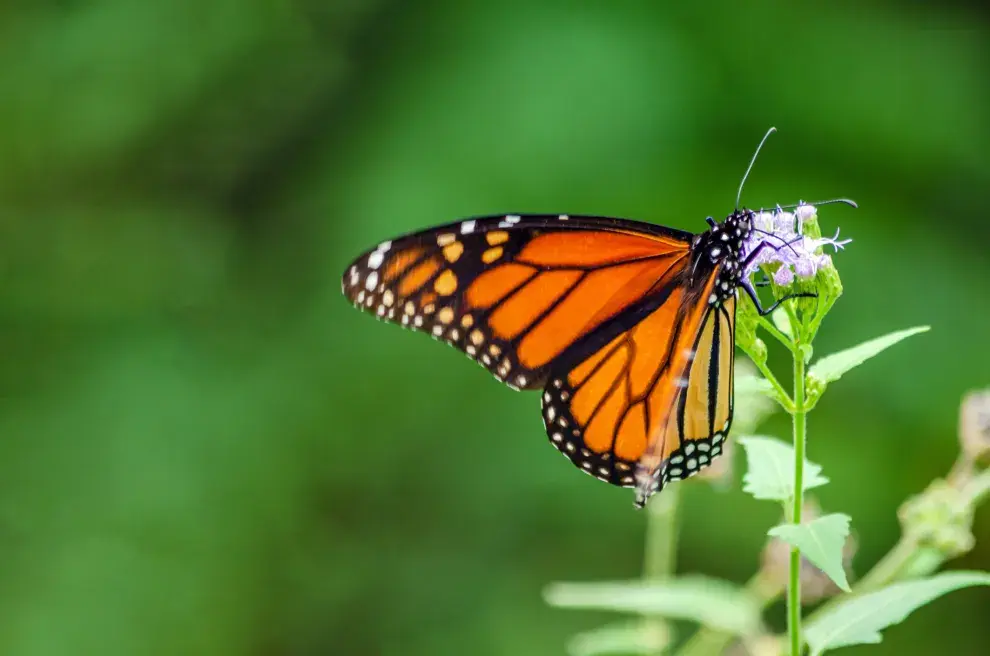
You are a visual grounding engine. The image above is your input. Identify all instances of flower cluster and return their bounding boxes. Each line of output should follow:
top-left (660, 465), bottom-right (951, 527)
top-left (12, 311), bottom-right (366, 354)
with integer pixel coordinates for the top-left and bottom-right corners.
top-left (742, 204), bottom-right (852, 285)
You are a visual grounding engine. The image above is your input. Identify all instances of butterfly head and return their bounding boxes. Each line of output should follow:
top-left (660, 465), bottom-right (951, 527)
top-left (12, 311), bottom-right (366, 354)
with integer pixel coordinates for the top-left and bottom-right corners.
top-left (690, 209), bottom-right (754, 305)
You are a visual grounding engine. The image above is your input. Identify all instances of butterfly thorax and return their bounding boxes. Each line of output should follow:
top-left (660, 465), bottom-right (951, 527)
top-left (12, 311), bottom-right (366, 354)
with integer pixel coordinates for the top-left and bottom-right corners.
top-left (690, 209), bottom-right (753, 307)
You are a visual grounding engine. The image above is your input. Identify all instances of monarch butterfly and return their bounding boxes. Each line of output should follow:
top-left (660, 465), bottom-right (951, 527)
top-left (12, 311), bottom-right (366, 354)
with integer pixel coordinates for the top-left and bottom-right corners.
top-left (341, 134), bottom-right (842, 507)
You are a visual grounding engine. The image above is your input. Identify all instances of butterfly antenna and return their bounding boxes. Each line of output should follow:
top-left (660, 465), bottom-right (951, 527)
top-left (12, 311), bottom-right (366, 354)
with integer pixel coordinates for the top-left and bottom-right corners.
top-left (736, 127), bottom-right (777, 209)
top-left (775, 198), bottom-right (859, 210)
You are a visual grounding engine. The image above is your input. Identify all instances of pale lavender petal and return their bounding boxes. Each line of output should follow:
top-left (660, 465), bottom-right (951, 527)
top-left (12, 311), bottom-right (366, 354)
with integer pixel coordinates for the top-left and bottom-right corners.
top-left (753, 211), bottom-right (775, 232)
top-left (774, 211), bottom-right (796, 234)
top-left (773, 266), bottom-right (795, 286)
top-left (794, 204), bottom-right (816, 227)
top-left (794, 258), bottom-right (816, 278)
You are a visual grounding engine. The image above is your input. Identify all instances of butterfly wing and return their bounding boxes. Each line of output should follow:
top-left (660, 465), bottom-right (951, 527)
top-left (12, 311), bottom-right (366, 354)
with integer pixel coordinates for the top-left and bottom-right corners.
top-left (541, 266), bottom-right (736, 506)
top-left (342, 214), bottom-right (693, 390)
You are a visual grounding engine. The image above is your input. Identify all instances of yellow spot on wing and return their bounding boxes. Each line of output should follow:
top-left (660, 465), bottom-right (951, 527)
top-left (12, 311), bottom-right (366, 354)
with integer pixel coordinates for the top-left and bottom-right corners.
top-left (434, 270), bottom-right (458, 295)
top-left (437, 233), bottom-right (457, 246)
top-left (443, 242), bottom-right (464, 262)
top-left (486, 231), bottom-right (509, 245)
top-left (482, 246), bottom-right (504, 264)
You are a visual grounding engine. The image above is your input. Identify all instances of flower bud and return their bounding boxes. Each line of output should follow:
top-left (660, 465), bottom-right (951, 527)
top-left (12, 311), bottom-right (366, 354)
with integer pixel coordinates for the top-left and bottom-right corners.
top-left (959, 389), bottom-right (990, 465)
top-left (898, 480), bottom-right (975, 559)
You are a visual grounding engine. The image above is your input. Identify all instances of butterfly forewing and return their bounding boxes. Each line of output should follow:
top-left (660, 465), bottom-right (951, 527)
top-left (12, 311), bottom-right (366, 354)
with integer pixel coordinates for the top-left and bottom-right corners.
top-left (342, 214), bottom-right (692, 389)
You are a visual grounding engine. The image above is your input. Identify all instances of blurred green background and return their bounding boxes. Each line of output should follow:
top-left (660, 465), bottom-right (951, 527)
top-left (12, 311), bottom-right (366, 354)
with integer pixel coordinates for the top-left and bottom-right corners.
top-left (1, 1), bottom-right (988, 654)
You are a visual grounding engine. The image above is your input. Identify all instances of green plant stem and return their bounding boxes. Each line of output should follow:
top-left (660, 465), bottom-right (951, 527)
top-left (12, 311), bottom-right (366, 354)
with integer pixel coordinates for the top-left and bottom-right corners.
top-left (758, 315), bottom-right (796, 352)
top-left (851, 534), bottom-right (921, 594)
top-left (747, 355), bottom-right (795, 413)
top-left (963, 467), bottom-right (990, 505)
top-left (644, 483), bottom-right (681, 580)
top-left (788, 348), bottom-right (808, 656)
top-left (642, 483), bottom-right (682, 654)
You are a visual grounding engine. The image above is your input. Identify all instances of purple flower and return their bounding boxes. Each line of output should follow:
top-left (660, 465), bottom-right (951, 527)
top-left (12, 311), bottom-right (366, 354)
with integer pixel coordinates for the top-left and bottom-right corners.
top-left (742, 204), bottom-right (851, 283)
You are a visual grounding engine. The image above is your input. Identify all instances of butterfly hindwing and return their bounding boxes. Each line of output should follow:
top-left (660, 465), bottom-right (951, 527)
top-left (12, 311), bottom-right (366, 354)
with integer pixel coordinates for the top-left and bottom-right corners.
top-left (342, 214), bottom-right (693, 390)
top-left (541, 270), bottom-right (736, 504)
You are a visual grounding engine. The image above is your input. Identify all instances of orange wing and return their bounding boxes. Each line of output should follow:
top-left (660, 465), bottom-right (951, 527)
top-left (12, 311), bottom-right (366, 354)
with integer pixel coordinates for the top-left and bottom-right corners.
top-left (342, 214), bottom-right (693, 390)
top-left (541, 272), bottom-right (736, 507)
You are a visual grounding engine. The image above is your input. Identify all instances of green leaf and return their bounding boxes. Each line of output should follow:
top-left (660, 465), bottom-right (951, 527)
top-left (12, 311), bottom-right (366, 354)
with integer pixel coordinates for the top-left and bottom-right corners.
top-left (739, 435), bottom-right (829, 502)
top-left (565, 621), bottom-right (670, 656)
top-left (808, 326), bottom-right (930, 384)
top-left (805, 571), bottom-right (990, 655)
top-left (735, 374), bottom-right (774, 397)
top-left (771, 307), bottom-right (793, 338)
top-left (768, 514), bottom-right (852, 593)
top-left (544, 576), bottom-right (760, 636)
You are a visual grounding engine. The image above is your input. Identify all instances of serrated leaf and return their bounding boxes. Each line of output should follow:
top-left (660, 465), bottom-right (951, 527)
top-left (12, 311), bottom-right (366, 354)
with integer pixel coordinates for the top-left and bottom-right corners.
top-left (808, 326), bottom-right (930, 384)
top-left (566, 621), bottom-right (670, 656)
top-left (769, 514), bottom-right (852, 592)
top-left (544, 576), bottom-right (760, 635)
top-left (739, 435), bottom-right (829, 501)
top-left (805, 571), bottom-right (990, 655)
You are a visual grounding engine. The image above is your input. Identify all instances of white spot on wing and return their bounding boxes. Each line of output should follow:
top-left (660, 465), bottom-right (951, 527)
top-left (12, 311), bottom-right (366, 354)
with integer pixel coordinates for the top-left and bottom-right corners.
top-left (461, 220), bottom-right (476, 234)
top-left (365, 271), bottom-right (379, 291)
top-left (368, 251), bottom-right (384, 269)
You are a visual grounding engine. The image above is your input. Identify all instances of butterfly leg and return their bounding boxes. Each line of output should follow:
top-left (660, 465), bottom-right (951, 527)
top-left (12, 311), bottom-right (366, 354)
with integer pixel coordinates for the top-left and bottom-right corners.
top-left (740, 240), bottom-right (817, 315)
top-left (740, 278), bottom-right (815, 316)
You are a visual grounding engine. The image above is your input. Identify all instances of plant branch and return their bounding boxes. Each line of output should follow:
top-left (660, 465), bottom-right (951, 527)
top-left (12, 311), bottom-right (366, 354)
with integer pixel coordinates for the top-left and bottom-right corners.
top-left (758, 314), bottom-right (797, 352)
top-left (642, 482), bottom-right (682, 654)
top-left (748, 356), bottom-right (795, 413)
top-left (805, 465), bottom-right (990, 632)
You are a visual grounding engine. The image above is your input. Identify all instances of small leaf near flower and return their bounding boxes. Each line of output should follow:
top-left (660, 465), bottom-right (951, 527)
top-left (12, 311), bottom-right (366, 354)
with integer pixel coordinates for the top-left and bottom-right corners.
top-left (804, 571), bottom-right (990, 655)
top-left (807, 326), bottom-right (931, 385)
top-left (771, 307), bottom-right (793, 338)
top-left (768, 514), bottom-right (853, 593)
top-left (739, 436), bottom-right (829, 502)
